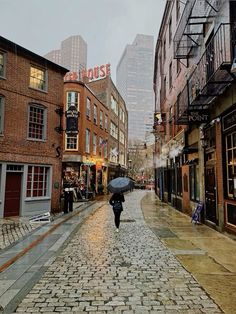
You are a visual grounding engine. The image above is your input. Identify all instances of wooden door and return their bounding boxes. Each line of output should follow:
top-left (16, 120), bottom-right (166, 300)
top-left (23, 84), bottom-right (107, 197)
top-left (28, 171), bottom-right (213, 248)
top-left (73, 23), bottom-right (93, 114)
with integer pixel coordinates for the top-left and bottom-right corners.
top-left (205, 166), bottom-right (217, 224)
top-left (4, 172), bottom-right (22, 217)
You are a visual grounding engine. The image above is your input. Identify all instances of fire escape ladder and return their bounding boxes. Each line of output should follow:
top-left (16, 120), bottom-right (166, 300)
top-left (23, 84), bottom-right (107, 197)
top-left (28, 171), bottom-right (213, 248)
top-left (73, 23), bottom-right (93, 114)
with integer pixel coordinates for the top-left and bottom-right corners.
top-left (174, 0), bottom-right (221, 59)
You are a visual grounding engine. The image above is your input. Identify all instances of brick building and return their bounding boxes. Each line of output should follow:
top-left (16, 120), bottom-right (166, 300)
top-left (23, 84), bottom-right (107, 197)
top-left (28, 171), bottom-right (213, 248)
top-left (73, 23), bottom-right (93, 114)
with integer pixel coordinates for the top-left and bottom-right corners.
top-left (153, 0), bottom-right (236, 235)
top-left (88, 76), bottom-right (128, 182)
top-left (62, 80), bottom-right (109, 195)
top-left (0, 36), bottom-right (67, 218)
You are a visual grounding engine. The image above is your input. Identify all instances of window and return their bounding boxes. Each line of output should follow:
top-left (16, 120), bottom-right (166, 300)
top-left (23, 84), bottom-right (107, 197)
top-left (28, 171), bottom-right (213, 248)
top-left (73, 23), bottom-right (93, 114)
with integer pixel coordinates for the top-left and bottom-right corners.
top-left (0, 51), bottom-right (6, 78)
top-left (93, 133), bottom-right (97, 155)
top-left (169, 17), bottom-right (172, 44)
top-left (100, 110), bottom-right (103, 128)
top-left (29, 66), bottom-right (47, 91)
top-left (190, 164), bottom-right (200, 201)
top-left (105, 114), bottom-right (108, 130)
top-left (0, 96), bottom-right (4, 134)
top-left (119, 130), bottom-right (125, 144)
top-left (169, 62), bottom-right (172, 89)
top-left (66, 134), bottom-right (78, 150)
top-left (85, 129), bottom-right (90, 153)
top-left (111, 95), bottom-right (118, 115)
top-left (163, 76), bottom-right (166, 100)
top-left (110, 121), bottom-right (118, 139)
top-left (28, 104), bottom-right (46, 140)
top-left (163, 39), bottom-right (166, 60)
top-left (27, 166), bottom-right (49, 197)
top-left (176, 0), bottom-right (180, 22)
top-left (119, 109), bottom-right (125, 123)
top-left (86, 98), bottom-right (91, 118)
top-left (67, 91), bottom-right (79, 111)
top-left (94, 104), bottom-right (97, 124)
top-left (226, 132), bottom-right (236, 197)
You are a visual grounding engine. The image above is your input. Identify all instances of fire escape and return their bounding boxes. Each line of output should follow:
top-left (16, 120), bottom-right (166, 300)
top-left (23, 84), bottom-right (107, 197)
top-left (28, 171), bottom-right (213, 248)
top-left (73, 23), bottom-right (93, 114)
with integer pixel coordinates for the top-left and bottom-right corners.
top-left (174, 0), bottom-right (236, 124)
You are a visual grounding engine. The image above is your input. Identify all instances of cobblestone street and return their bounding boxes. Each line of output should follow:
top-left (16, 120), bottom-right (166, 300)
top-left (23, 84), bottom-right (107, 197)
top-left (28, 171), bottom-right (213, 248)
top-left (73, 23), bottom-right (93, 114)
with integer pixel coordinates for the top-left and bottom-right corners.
top-left (14, 191), bottom-right (221, 314)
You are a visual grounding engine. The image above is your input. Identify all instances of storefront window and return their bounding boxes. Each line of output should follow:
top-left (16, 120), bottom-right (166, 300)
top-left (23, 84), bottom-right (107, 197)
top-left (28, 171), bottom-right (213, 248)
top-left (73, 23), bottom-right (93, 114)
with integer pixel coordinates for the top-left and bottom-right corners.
top-left (189, 164), bottom-right (200, 201)
top-left (226, 132), bottom-right (236, 197)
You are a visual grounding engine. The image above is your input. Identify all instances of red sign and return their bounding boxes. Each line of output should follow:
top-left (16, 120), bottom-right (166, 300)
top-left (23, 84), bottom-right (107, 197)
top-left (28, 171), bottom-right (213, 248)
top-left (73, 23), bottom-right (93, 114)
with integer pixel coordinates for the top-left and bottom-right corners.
top-left (64, 63), bottom-right (111, 82)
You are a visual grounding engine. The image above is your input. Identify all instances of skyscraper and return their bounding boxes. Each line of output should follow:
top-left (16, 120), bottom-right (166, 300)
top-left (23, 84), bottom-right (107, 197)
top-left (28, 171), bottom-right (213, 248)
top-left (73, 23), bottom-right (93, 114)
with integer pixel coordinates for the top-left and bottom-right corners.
top-left (116, 34), bottom-right (154, 142)
top-left (44, 49), bottom-right (61, 66)
top-left (44, 35), bottom-right (87, 73)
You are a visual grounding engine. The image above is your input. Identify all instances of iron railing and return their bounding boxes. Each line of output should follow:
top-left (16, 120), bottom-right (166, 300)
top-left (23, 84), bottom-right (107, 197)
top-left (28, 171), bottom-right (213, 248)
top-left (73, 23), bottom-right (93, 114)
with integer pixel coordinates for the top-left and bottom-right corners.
top-left (188, 23), bottom-right (235, 108)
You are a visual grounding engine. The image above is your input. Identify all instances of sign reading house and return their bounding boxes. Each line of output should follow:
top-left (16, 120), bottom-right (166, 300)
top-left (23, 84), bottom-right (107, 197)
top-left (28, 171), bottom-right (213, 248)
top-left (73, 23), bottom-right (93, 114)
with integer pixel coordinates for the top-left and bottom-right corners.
top-left (66, 105), bottom-right (78, 134)
top-left (64, 63), bottom-right (111, 82)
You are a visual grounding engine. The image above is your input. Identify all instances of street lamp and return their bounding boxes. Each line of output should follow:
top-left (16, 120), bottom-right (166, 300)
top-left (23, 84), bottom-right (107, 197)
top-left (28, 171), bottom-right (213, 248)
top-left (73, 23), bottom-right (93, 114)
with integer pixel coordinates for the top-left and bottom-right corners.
top-left (128, 159), bottom-right (132, 177)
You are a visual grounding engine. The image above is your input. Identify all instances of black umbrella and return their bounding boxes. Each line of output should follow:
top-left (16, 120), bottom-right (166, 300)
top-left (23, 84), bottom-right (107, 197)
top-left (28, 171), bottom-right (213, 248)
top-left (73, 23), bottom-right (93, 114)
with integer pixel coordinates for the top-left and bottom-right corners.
top-left (107, 177), bottom-right (133, 193)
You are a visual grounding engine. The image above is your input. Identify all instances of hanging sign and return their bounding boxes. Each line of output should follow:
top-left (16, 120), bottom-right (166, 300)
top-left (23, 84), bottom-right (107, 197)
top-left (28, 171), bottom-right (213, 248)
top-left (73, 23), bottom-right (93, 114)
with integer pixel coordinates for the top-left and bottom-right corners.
top-left (66, 105), bottom-right (78, 134)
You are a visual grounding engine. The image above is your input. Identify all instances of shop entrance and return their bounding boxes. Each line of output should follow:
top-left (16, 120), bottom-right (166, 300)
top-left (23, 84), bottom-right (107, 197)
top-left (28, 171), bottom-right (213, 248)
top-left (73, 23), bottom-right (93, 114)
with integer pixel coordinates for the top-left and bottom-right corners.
top-left (205, 166), bottom-right (217, 224)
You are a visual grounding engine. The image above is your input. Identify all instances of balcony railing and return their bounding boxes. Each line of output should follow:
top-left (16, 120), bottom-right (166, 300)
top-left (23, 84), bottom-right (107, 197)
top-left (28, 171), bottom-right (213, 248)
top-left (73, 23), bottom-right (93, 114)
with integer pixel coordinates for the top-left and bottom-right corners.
top-left (188, 23), bottom-right (235, 109)
top-left (175, 23), bottom-right (236, 125)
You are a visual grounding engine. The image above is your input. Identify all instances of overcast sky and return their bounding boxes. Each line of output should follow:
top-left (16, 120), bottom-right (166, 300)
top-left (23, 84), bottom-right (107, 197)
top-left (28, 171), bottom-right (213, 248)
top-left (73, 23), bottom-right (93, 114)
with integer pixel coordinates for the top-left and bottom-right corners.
top-left (0, 0), bottom-right (166, 81)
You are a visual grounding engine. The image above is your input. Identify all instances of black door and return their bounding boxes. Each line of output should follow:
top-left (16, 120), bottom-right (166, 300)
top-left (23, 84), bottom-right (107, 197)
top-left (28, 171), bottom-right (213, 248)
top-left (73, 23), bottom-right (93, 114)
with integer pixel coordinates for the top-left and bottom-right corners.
top-left (205, 166), bottom-right (217, 224)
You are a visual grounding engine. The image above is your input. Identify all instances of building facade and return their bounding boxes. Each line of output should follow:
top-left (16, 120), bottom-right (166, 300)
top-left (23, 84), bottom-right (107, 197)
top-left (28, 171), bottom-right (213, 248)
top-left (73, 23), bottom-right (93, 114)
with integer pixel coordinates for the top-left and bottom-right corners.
top-left (45, 35), bottom-right (87, 73)
top-left (116, 34), bottom-right (154, 142)
top-left (153, 0), bottom-right (236, 235)
top-left (0, 36), bottom-right (67, 218)
top-left (62, 80), bottom-right (109, 196)
top-left (88, 76), bottom-right (128, 181)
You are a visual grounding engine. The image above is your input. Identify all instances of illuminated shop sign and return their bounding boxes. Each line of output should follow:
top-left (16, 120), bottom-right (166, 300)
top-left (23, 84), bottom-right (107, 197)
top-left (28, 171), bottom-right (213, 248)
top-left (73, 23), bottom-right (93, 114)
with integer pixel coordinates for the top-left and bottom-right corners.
top-left (64, 63), bottom-right (111, 82)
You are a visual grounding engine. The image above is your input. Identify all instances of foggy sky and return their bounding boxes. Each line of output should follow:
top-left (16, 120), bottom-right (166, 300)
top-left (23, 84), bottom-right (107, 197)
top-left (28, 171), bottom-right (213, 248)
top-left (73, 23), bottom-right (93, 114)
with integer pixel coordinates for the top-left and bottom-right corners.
top-left (0, 0), bottom-right (166, 81)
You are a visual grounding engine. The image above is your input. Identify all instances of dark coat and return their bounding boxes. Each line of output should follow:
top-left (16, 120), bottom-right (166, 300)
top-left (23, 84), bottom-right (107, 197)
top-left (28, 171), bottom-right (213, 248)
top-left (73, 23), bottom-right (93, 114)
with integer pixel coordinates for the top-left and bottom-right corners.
top-left (109, 193), bottom-right (125, 211)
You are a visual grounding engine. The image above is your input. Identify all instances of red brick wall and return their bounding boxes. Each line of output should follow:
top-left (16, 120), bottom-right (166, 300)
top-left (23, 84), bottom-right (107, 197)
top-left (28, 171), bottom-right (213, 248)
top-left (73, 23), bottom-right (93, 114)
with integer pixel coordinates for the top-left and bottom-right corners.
top-left (0, 44), bottom-right (67, 212)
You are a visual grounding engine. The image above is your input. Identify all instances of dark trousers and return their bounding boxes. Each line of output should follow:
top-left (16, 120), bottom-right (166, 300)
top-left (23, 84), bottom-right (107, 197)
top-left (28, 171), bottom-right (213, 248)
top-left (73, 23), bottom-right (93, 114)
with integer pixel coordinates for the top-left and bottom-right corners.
top-left (113, 209), bottom-right (122, 228)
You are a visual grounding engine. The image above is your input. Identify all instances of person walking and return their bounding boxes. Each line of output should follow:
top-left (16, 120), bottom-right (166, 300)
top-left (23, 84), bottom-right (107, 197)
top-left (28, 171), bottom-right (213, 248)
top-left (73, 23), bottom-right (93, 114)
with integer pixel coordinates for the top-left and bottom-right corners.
top-left (109, 192), bottom-right (125, 232)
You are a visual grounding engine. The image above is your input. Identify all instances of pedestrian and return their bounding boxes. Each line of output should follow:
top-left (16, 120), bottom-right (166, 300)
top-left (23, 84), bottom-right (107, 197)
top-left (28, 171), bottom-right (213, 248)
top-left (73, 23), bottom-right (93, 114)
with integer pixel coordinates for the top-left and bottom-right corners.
top-left (109, 192), bottom-right (125, 232)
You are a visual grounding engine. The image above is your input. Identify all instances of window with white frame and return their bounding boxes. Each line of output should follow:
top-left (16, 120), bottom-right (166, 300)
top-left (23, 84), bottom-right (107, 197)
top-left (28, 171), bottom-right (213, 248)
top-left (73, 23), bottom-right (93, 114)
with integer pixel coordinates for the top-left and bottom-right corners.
top-left (29, 65), bottom-right (47, 91)
top-left (93, 133), bottom-right (97, 155)
top-left (226, 132), bottom-right (236, 197)
top-left (26, 166), bottom-right (50, 197)
top-left (105, 114), bottom-right (108, 130)
top-left (100, 110), bottom-right (103, 128)
top-left (85, 129), bottom-right (90, 153)
top-left (86, 98), bottom-right (91, 118)
top-left (0, 96), bottom-right (4, 134)
top-left (94, 104), bottom-right (97, 124)
top-left (111, 95), bottom-right (118, 115)
top-left (66, 134), bottom-right (78, 150)
top-left (119, 130), bottom-right (125, 144)
top-left (110, 121), bottom-right (118, 139)
top-left (0, 51), bottom-right (6, 78)
top-left (67, 91), bottom-right (79, 111)
top-left (28, 104), bottom-right (46, 140)
top-left (119, 109), bottom-right (125, 123)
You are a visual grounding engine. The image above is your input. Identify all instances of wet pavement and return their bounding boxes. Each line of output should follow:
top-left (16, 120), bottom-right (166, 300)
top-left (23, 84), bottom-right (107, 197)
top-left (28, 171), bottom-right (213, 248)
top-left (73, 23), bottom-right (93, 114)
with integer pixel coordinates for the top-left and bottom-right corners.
top-left (0, 191), bottom-right (235, 313)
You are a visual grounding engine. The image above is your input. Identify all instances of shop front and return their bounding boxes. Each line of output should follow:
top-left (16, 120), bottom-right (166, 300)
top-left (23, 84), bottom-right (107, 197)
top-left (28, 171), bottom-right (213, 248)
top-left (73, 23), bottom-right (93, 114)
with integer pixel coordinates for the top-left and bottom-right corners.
top-left (222, 107), bottom-right (236, 233)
